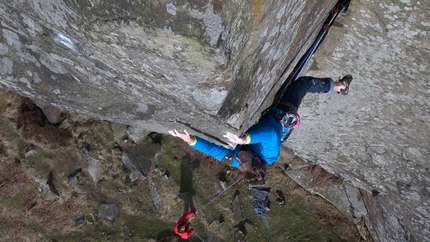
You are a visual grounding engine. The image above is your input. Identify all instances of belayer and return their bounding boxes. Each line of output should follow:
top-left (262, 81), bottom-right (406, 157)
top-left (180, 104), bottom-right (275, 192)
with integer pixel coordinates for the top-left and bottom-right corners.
top-left (174, 211), bottom-right (196, 240)
top-left (169, 75), bottom-right (353, 179)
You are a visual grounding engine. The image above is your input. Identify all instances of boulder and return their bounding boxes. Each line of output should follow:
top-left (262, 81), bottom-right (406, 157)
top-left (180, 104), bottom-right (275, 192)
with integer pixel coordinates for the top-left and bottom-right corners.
top-left (111, 122), bottom-right (128, 139)
top-left (24, 144), bottom-right (37, 157)
top-left (83, 155), bottom-right (104, 183)
top-left (148, 177), bottom-right (163, 215)
top-left (231, 191), bottom-right (243, 221)
top-left (121, 142), bottom-right (160, 180)
top-left (36, 103), bottom-right (66, 125)
top-left (126, 126), bottom-right (150, 143)
top-left (46, 170), bottom-right (60, 197)
top-left (98, 203), bottom-right (119, 221)
top-left (234, 230), bottom-right (246, 242)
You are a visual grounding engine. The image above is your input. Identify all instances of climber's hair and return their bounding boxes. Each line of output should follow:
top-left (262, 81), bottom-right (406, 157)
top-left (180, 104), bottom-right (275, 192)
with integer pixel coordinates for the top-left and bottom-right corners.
top-left (243, 156), bottom-right (266, 184)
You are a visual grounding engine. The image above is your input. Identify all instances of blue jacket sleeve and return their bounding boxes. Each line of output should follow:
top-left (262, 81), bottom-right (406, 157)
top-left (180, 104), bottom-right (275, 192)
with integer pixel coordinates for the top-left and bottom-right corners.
top-left (191, 137), bottom-right (230, 161)
top-left (190, 137), bottom-right (241, 169)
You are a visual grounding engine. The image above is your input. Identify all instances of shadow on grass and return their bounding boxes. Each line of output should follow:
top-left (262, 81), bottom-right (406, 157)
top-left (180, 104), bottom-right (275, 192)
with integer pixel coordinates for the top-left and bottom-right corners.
top-left (156, 229), bottom-right (178, 242)
top-left (179, 153), bottom-right (199, 213)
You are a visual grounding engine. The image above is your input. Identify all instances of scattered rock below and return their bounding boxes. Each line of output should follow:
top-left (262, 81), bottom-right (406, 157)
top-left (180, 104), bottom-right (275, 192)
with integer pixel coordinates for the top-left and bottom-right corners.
top-left (111, 123), bottom-right (128, 139)
top-left (244, 220), bottom-right (254, 234)
top-left (121, 143), bottom-right (160, 180)
top-left (234, 230), bottom-right (246, 242)
top-left (98, 203), bottom-right (119, 221)
top-left (75, 216), bottom-right (85, 226)
top-left (127, 126), bottom-right (151, 143)
top-left (148, 177), bottom-right (163, 214)
top-left (37, 104), bottom-right (66, 125)
top-left (74, 185), bottom-right (93, 194)
top-left (67, 176), bottom-right (78, 186)
top-left (67, 168), bottom-right (82, 186)
top-left (59, 119), bottom-right (71, 129)
top-left (83, 155), bottom-right (103, 183)
top-left (47, 170), bottom-right (59, 197)
top-left (231, 191), bottom-right (243, 221)
top-left (24, 144), bottom-right (37, 157)
top-left (34, 176), bottom-right (51, 195)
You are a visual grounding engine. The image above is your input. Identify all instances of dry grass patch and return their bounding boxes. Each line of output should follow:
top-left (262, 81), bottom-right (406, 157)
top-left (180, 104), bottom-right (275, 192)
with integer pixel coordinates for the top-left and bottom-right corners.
top-left (307, 164), bottom-right (343, 186)
top-left (0, 160), bottom-right (29, 196)
top-left (0, 158), bottom-right (81, 234)
top-left (16, 98), bottom-right (72, 147)
top-left (25, 194), bottom-right (82, 231)
top-left (0, 139), bottom-right (7, 157)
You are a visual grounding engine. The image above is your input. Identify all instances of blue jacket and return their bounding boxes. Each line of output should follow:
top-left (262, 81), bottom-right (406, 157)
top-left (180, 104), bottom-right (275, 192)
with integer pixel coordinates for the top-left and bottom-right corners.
top-left (190, 115), bottom-right (286, 169)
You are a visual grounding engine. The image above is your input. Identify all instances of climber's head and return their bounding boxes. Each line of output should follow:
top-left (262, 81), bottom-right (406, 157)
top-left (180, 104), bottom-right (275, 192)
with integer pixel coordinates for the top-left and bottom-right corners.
top-left (238, 150), bottom-right (266, 184)
top-left (238, 149), bottom-right (255, 172)
top-left (282, 109), bottom-right (300, 129)
top-left (178, 223), bottom-right (187, 233)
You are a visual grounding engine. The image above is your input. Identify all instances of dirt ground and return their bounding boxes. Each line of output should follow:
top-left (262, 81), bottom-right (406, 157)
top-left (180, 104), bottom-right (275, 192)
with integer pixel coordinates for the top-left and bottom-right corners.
top-left (0, 89), bottom-right (365, 241)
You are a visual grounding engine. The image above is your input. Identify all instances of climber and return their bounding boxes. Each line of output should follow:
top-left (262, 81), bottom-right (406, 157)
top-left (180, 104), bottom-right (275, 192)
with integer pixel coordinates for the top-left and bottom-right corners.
top-left (169, 75), bottom-right (353, 174)
top-left (174, 211), bottom-right (196, 240)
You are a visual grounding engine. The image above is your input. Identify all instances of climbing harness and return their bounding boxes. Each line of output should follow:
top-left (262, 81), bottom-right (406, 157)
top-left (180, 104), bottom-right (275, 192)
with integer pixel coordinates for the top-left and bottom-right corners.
top-left (252, 187), bottom-right (272, 242)
top-left (260, 107), bottom-right (296, 142)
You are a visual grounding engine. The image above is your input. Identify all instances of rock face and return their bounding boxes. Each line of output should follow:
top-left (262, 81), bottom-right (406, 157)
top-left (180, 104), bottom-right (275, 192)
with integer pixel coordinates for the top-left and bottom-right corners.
top-left (286, 1), bottom-right (430, 241)
top-left (0, 0), bottom-right (333, 136)
top-left (1, 0), bottom-right (429, 242)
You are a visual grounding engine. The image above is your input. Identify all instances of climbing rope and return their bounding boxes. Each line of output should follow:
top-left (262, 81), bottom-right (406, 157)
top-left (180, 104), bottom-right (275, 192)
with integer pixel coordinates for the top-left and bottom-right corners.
top-left (262, 216), bottom-right (272, 242)
top-left (196, 176), bottom-right (243, 213)
top-left (184, 177), bottom-right (242, 242)
top-left (193, 230), bottom-right (206, 242)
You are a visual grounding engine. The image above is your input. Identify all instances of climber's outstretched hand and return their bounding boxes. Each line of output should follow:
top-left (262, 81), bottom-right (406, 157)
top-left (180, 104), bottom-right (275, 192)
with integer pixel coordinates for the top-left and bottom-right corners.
top-left (168, 129), bottom-right (195, 144)
top-left (223, 131), bottom-right (247, 145)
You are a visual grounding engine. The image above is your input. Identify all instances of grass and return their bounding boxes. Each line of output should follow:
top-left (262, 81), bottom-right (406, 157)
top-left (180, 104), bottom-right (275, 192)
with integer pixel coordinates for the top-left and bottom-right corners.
top-left (0, 90), bottom-right (363, 241)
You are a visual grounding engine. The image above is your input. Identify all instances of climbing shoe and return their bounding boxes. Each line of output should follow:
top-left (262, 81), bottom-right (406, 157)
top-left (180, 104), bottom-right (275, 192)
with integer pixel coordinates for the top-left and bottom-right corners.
top-left (340, 74), bottom-right (353, 95)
